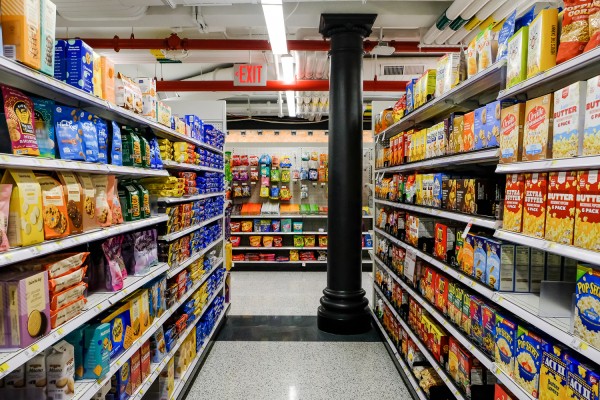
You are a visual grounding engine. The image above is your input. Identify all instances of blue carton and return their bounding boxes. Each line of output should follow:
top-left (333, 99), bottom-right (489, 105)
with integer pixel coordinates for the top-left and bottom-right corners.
top-left (406, 78), bottom-right (418, 114)
top-left (65, 39), bottom-right (94, 93)
top-left (54, 40), bottom-right (68, 81)
top-left (474, 106), bottom-right (487, 149)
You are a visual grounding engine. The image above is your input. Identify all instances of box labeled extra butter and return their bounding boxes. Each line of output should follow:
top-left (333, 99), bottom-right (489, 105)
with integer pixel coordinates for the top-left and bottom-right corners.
top-left (0, 270), bottom-right (50, 348)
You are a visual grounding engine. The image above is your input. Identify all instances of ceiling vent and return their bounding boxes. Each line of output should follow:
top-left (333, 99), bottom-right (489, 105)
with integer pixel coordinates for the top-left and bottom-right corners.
top-left (377, 63), bottom-right (425, 81)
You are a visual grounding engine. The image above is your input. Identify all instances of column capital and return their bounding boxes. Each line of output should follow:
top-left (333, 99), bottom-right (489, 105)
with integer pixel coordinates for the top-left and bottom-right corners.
top-left (318, 14), bottom-right (377, 39)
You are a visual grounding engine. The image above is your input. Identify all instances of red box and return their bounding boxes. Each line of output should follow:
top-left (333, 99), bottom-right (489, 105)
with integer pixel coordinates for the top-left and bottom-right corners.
top-left (494, 384), bottom-right (516, 400)
top-left (141, 340), bottom-right (151, 381)
top-left (435, 273), bottom-right (449, 315)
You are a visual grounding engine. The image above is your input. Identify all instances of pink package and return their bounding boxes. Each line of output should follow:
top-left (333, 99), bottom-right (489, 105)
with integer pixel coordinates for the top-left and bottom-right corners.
top-left (0, 184), bottom-right (13, 251)
top-left (102, 235), bottom-right (126, 291)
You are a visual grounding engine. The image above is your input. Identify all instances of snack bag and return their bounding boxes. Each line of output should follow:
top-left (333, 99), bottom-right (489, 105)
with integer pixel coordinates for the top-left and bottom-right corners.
top-left (36, 174), bottom-right (69, 240)
top-left (1, 86), bottom-right (39, 156)
top-left (54, 105), bottom-right (85, 161)
top-left (32, 97), bottom-right (56, 158)
top-left (110, 122), bottom-right (123, 166)
top-left (585, 1), bottom-right (600, 52)
top-left (557, 0), bottom-right (592, 63)
top-left (76, 173), bottom-right (99, 231)
top-left (95, 116), bottom-right (108, 164)
top-left (92, 175), bottom-right (112, 227)
top-left (79, 111), bottom-right (99, 162)
top-left (497, 10), bottom-right (517, 62)
top-left (57, 172), bottom-right (83, 234)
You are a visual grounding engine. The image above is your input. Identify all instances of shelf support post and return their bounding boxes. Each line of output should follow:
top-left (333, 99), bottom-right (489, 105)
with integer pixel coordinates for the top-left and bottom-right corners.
top-left (317, 13), bottom-right (376, 334)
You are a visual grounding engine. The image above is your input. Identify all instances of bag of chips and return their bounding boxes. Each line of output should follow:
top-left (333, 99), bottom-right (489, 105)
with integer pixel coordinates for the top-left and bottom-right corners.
top-left (95, 116), bottom-right (108, 164)
top-left (1, 86), bottom-right (39, 156)
top-left (249, 236), bottom-right (262, 247)
top-left (79, 111), bottom-right (99, 162)
top-left (557, 0), bottom-right (592, 63)
top-left (585, 1), bottom-right (600, 51)
top-left (294, 235), bottom-right (304, 247)
top-left (103, 236), bottom-right (125, 291)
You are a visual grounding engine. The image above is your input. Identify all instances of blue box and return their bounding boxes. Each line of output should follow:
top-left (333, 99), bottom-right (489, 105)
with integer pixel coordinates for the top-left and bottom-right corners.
top-left (65, 39), bottom-right (94, 94)
top-left (474, 106), bottom-right (487, 149)
top-left (54, 40), bottom-right (68, 81)
top-left (406, 78), bottom-right (418, 114)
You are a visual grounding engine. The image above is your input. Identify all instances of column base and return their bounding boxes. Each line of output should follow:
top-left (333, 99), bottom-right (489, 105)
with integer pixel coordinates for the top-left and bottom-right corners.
top-left (317, 288), bottom-right (371, 335)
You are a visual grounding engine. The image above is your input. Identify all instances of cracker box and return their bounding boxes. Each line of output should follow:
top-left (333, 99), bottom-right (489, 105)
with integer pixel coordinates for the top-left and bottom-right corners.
top-left (500, 103), bottom-right (526, 163)
top-left (157, 101), bottom-right (172, 127)
top-left (514, 325), bottom-right (544, 398)
top-left (36, 174), bottom-right (70, 239)
top-left (539, 343), bottom-right (568, 400)
top-left (507, 27), bottom-right (528, 89)
top-left (137, 78), bottom-right (157, 121)
top-left (574, 170), bottom-right (600, 251)
top-left (463, 111), bottom-right (475, 151)
top-left (522, 172), bottom-right (548, 238)
top-left (449, 113), bottom-right (464, 154)
top-left (527, 9), bottom-right (558, 79)
top-left (112, 358), bottom-right (130, 400)
top-left (0, 270), bottom-right (50, 348)
top-left (474, 106), bottom-right (487, 150)
top-left (141, 341), bottom-right (151, 381)
top-left (447, 337), bottom-right (460, 383)
top-left (40, 0), bottom-right (57, 76)
top-left (503, 174), bottom-right (525, 232)
top-left (128, 350), bottom-right (141, 395)
top-left (566, 356), bottom-right (600, 400)
top-left (523, 94), bottom-right (554, 161)
top-left (92, 52), bottom-right (103, 99)
top-left (2, 169), bottom-right (44, 246)
top-left (574, 264), bottom-right (600, 351)
top-left (553, 81), bottom-right (586, 159)
top-left (101, 304), bottom-right (133, 360)
top-left (545, 171), bottom-right (577, 245)
top-left (100, 56), bottom-right (115, 104)
top-left (584, 75), bottom-right (600, 156)
top-left (495, 313), bottom-right (517, 376)
top-left (485, 239), bottom-right (502, 289)
top-left (65, 39), bottom-right (94, 94)
top-left (434, 273), bottom-right (449, 315)
top-left (1, 0), bottom-right (41, 70)
top-left (83, 323), bottom-right (110, 380)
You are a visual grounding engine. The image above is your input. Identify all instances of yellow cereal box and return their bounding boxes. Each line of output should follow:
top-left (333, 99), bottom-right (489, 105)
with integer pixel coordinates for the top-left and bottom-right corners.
top-left (503, 174), bottom-right (525, 232)
top-left (527, 8), bottom-right (558, 79)
top-left (553, 82), bottom-right (586, 159)
top-left (583, 75), bottom-right (600, 156)
top-left (1, 0), bottom-right (41, 70)
top-left (1, 169), bottom-right (44, 246)
top-left (523, 94), bottom-right (554, 161)
top-left (522, 173), bottom-right (548, 238)
top-left (545, 171), bottom-right (577, 245)
top-left (500, 103), bottom-right (526, 163)
top-left (574, 170), bottom-right (600, 251)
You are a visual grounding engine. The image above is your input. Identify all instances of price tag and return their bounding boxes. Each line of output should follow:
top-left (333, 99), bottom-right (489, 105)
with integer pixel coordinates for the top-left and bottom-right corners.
top-left (96, 304), bottom-right (104, 311)
top-left (579, 341), bottom-right (589, 351)
top-left (462, 219), bottom-right (474, 239)
top-left (0, 363), bottom-right (9, 373)
top-left (57, 328), bottom-right (65, 336)
top-left (31, 344), bottom-right (39, 353)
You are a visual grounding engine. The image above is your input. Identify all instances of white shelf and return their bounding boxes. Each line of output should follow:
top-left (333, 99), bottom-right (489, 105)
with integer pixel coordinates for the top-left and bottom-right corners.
top-left (494, 229), bottom-right (600, 265)
top-left (166, 236), bottom-right (223, 279)
top-left (374, 199), bottom-right (500, 230)
top-left (157, 192), bottom-right (225, 204)
top-left (370, 309), bottom-right (428, 400)
top-left (73, 266), bottom-right (225, 400)
top-left (0, 263), bottom-right (169, 379)
top-left (0, 55), bottom-right (220, 152)
top-left (373, 284), bottom-right (466, 400)
top-left (230, 214), bottom-right (328, 219)
top-left (233, 246), bottom-right (372, 251)
top-left (162, 160), bottom-right (223, 173)
top-left (158, 214), bottom-right (223, 242)
top-left (232, 231), bottom-right (371, 236)
top-left (498, 46), bottom-right (600, 101)
top-left (234, 260), bottom-right (327, 265)
top-left (0, 215), bottom-right (169, 267)
top-left (496, 155), bottom-right (600, 173)
top-left (375, 149), bottom-right (500, 174)
top-left (375, 61), bottom-right (507, 140)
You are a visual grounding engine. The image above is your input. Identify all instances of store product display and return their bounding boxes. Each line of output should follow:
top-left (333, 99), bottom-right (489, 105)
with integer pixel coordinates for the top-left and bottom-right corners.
top-left (159, 221), bottom-right (223, 268)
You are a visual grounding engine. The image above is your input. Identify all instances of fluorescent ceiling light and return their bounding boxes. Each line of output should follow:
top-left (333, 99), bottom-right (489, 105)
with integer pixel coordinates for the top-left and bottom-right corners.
top-left (161, 0), bottom-right (177, 9)
top-left (281, 55), bottom-right (295, 83)
top-left (261, 0), bottom-right (288, 55)
top-left (286, 91), bottom-right (296, 117)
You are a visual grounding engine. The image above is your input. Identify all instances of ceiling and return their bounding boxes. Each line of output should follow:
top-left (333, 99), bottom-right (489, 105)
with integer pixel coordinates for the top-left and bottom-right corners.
top-left (50, 0), bottom-right (479, 117)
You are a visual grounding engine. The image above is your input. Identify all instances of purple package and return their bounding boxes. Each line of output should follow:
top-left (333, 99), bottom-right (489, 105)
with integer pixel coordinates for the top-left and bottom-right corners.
top-left (102, 236), bottom-right (126, 291)
top-left (131, 229), bottom-right (158, 275)
top-left (0, 270), bottom-right (50, 348)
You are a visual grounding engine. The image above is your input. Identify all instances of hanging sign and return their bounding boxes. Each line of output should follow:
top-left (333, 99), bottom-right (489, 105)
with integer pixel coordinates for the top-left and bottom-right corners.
top-left (233, 64), bottom-right (267, 86)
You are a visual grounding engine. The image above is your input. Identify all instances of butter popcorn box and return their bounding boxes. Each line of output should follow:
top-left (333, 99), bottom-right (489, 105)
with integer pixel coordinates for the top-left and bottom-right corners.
top-left (574, 170), bottom-right (600, 252)
top-left (523, 94), bottom-right (553, 161)
top-left (584, 75), bottom-right (600, 156)
top-left (522, 173), bottom-right (548, 238)
top-left (503, 174), bottom-right (525, 232)
top-left (553, 81), bottom-right (586, 159)
top-left (545, 171), bottom-right (577, 245)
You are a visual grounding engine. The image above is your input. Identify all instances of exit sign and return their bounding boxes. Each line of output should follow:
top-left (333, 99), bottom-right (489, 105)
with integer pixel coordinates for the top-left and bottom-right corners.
top-left (233, 64), bottom-right (267, 86)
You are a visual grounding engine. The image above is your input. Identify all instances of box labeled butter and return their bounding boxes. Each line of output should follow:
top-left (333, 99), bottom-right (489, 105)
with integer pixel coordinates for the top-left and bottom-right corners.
top-left (584, 75), bottom-right (600, 156)
top-left (523, 94), bottom-right (553, 161)
top-left (553, 81), bottom-right (586, 159)
top-left (574, 170), bottom-right (600, 252)
top-left (522, 172), bottom-right (548, 238)
top-left (545, 171), bottom-right (577, 245)
top-left (1, 0), bottom-right (41, 70)
top-left (500, 103), bottom-right (526, 163)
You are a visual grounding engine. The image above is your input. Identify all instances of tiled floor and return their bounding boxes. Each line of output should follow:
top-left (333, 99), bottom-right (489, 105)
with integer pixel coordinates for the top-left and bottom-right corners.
top-left (184, 270), bottom-right (408, 400)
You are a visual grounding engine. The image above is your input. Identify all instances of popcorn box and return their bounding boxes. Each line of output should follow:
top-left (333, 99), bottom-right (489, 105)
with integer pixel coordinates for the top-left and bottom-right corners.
top-left (539, 343), bottom-right (568, 400)
top-left (463, 111), bottom-right (475, 152)
top-left (574, 264), bottom-right (600, 358)
top-left (495, 313), bottom-right (517, 376)
top-left (545, 171), bottom-right (577, 245)
top-left (1, 169), bottom-right (44, 246)
top-left (65, 39), bottom-right (94, 94)
top-left (527, 9), bottom-right (558, 79)
top-left (522, 172), bottom-right (548, 238)
top-left (553, 81), bottom-right (586, 158)
top-left (40, 0), bottom-right (57, 76)
top-left (523, 94), bottom-right (553, 161)
top-left (100, 56), bottom-right (115, 104)
top-left (1, 0), bottom-right (41, 70)
top-left (514, 325), bottom-right (544, 398)
top-left (574, 170), bottom-right (600, 252)
top-left (583, 75), bottom-right (600, 156)
top-left (566, 356), bottom-right (600, 400)
top-left (500, 103), bottom-right (526, 163)
top-left (507, 27), bottom-right (528, 88)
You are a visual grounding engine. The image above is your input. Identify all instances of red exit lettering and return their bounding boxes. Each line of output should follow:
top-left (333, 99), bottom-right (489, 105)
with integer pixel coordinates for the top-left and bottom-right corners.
top-left (235, 64), bottom-right (265, 85)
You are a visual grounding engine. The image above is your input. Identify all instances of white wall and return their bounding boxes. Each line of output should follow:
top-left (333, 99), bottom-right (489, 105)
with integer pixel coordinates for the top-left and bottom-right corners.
top-left (164, 99), bottom-right (227, 132)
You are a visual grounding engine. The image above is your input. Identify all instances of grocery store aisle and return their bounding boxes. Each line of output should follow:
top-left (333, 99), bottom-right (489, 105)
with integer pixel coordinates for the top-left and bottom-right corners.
top-left (184, 271), bottom-right (409, 399)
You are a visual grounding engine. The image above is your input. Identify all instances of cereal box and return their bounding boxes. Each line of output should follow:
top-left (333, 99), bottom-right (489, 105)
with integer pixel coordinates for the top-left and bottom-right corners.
top-left (474, 106), bottom-right (487, 150)
top-left (584, 75), bottom-right (600, 156)
top-left (503, 174), bottom-right (525, 232)
top-left (545, 171), bottom-right (577, 245)
top-left (495, 313), bottom-right (517, 376)
top-left (514, 325), bottom-right (545, 398)
top-left (500, 103), bottom-right (526, 163)
top-left (566, 355), bottom-right (600, 400)
top-left (527, 9), bottom-right (558, 79)
top-left (507, 27), bottom-right (528, 88)
top-left (574, 264), bottom-right (600, 351)
top-left (553, 82), bottom-right (586, 158)
top-left (406, 79), bottom-right (417, 114)
top-left (522, 172), bottom-right (548, 238)
top-left (539, 343), bottom-right (568, 400)
top-left (473, 236), bottom-right (487, 283)
top-left (574, 170), bottom-right (600, 251)
top-left (100, 56), bottom-right (115, 104)
top-left (523, 94), bottom-right (553, 161)
top-left (463, 111), bottom-right (475, 152)
top-left (1, 0), bottom-right (41, 70)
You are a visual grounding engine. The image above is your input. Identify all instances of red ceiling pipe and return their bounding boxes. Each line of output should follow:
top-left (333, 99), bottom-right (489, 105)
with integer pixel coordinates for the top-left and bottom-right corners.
top-left (156, 79), bottom-right (407, 92)
top-left (78, 34), bottom-right (459, 53)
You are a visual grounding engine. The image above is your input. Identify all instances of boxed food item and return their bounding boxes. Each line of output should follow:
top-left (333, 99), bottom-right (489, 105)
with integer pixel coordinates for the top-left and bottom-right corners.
top-left (2, 169), bottom-right (44, 246)
top-left (116, 73), bottom-right (142, 113)
top-left (566, 358), bottom-right (600, 400)
top-left (470, 296), bottom-right (484, 347)
top-left (527, 9), bottom-right (558, 79)
top-left (481, 304), bottom-right (496, 356)
top-left (157, 101), bottom-right (172, 127)
top-left (522, 173), bottom-right (548, 238)
top-left (514, 325), bottom-right (545, 398)
top-left (158, 357), bottom-right (174, 400)
top-left (545, 171), bottom-right (577, 245)
top-left (574, 170), bottom-right (600, 251)
top-left (447, 337), bottom-right (460, 383)
top-left (495, 313), bottom-right (517, 376)
top-left (473, 236), bottom-right (487, 283)
top-left (485, 238), bottom-right (501, 289)
top-left (46, 341), bottom-right (75, 400)
top-left (553, 81), bottom-right (586, 158)
top-left (40, 0), bottom-right (57, 76)
top-left (1, 86), bottom-right (40, 156)
top-left (515, 246), bottom-right (531, 292)
top-left (111, 358), bottom-right (130, 400)
top-left (476, 26), bottom-right (497, 72)
top-left (574, 264), bottom-right (600, 350)
top-left (523, 94), bottom-right (553, 161)
top-left (101, 304), bottom-right (133, 359)
top-left (584, 75), bottom-right (600, 156)
top-left (1, 0), bottom-right (41, 70)
top-left (461, 232), bottom-right (475, 276)
top-left (100, 57), bottom-right (115, 104)
top-left (56, 172), bottom-right (83, 235)
top-left (65, 39), bottom-right (94, 94)
top-left (137, 78), bottom-right (157, 121)
top-left (495, 384), bottom-right (517, 400)
top-left (26, 350), bottom-right (48, 397)
top-left (449, 113), bottom-right (464, 154)
top-left (416, 70), bottom-right (436, 108)
top-left (467, 37), bottom-right (478, 78)
top-left (461, 291), bottom-right (472, 335)
top-left (507, 27), bottom-right (528, 88)
top-left (435, 53), bottom-right (464, 97)
top-left (82, 323), bottom-right (110, 379)
top-left (503, 174), bottom-right (525, 232)
top-left (92, 52), bottom-right (102, 99)
top-left (539, 343), bottom-right (568, 400)
top-left (500, 103), bottom-right (526, 163)
top-left (36, 174), bottom-right (70, 239)
top-left (474, 106), bottom-right (487, 150)
top-left (463, 111), bottom-right (475, 152)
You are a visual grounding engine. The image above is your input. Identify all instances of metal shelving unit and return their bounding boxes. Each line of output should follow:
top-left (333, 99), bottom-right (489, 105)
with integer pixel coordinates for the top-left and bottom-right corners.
top-left (375, 148), bottom-right (500, 174)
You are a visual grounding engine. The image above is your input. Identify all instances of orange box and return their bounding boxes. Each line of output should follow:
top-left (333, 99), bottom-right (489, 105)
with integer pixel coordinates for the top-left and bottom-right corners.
top-left (404, 130), bottom-right (412, 163)
top-left (545, 171), bottom-right (577, 245)
top-left (463, 111), bottom-right (475, 151)
top-left (100, 56), bottom-right (115, 104)
top-left (1, 0), bottom-right (41, 70)
top-left (503, 174), bottom-right (525, 232)
top-left (522, 94), bottom-right (554, 161)
top-left (522, 173), bottom-right (548, 238)
top-left (574, 170), bottom-right (600, 251)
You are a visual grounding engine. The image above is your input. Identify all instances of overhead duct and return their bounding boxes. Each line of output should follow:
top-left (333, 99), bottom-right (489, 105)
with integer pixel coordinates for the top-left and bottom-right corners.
top-left (421, 0), bottom-right (478, 45)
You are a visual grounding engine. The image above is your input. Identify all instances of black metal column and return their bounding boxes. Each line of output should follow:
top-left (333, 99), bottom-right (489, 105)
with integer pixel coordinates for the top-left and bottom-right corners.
top-left (317, 14), bottom-right (376, 334)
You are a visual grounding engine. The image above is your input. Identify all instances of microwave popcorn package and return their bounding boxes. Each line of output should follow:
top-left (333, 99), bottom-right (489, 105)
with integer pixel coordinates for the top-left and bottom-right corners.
top-left (545, 171), bottom-right (577, 245)
top-left (553, 81), bottom-right (586, 158)
top-left (584, 75), bottom-right (600, 156)
top-left (574, 170), bottom-right (600, 251)
top-left (514, 326), bottom-right (545, 398)
top-left (523, 94), bottom-right (553, 161)
top-left (575, 264), bottom-right (600, 354)
top-left (1, 85), bottom-right (40, 156)
top-left (522, 173), bottom-right (548, 238)
top-left (503, 174), bottom-right (525, 232)
top-left (500, 103), bottom-right (526, 163)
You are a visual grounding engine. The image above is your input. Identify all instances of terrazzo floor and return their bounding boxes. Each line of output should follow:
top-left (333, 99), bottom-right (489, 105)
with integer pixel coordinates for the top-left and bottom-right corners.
top-left (183, 271), bottom-right (411, 400)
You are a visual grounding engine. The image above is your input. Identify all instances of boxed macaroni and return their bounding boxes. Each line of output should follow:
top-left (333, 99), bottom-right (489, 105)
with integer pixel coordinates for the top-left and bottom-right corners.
top-left (500, 103), bottom-right (526, 163)
top-left (507, 27), bottom-right (528, 88)
top-left (545, 171), bottom-right (577, 245)
top-left (1, 0), bottom-right (41, 69)
top-left (553, 81), bottom-right (586, 158)
top-left (539, 343), bottom-right (568, 400)
top-left (527, 9), bottom-right (558, 79)
top-left (523, 94), bottom-right (553, 161)
top-left (574, 170), bottom-right (600, 251)
top-left (514, 325), bottom-right (545, 398)
top-left (574, 264), bottom-right (600, 350)
top-left (522, 173), bottom-right (548, 238)
top-left (583, 75), bottom-right (600, 156)
top-left (503, 174), bottom-right (525, 232)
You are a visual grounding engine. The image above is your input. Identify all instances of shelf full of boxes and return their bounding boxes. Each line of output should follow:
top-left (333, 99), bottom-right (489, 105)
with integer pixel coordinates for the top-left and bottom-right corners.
top-left (0, 2), bottom-right (230, 400)
top-left (227, 145), bottom-right (374, 269)
top-left (371, 5), bottom-right (600, 400)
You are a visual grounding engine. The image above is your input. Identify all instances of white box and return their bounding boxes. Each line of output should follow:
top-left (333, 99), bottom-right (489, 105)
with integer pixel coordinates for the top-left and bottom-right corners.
top-left (137, 77), bottom-right (157, 121)
top-left (553, 81), bottom-right (586, 158)
top-left (583, 75), bottom-right (600, 156)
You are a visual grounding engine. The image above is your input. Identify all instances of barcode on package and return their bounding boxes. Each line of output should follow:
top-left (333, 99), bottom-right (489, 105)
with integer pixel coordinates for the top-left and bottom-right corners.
top-left (3, 45), bottom-right (16, 60)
